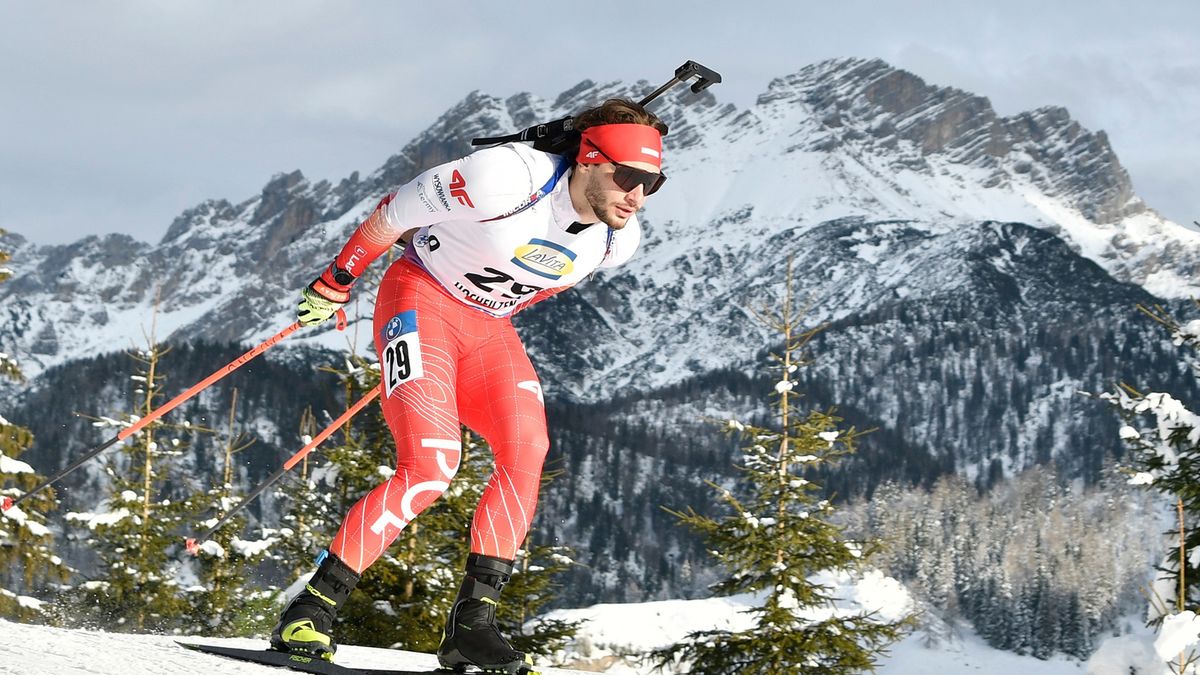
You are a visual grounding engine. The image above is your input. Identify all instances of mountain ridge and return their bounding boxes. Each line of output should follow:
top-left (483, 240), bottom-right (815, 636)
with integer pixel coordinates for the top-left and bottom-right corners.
top-left (2, 61), bottom-right (1193, 383)
top-left (1, 55), bottom-right (1196, 430)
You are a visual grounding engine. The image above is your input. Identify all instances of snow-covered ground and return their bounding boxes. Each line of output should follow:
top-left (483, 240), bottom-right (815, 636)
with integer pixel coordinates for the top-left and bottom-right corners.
top-left (0, 571), bottom-right (1178, 675)
top-left (542, 583), bottom-right (1166, 675)
top-left (0, 612), bottom-right (1164, 675)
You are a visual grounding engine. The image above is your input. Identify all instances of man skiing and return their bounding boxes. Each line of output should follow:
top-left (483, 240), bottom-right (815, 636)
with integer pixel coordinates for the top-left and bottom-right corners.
top-left (271, 98), bottom-right (668, 674)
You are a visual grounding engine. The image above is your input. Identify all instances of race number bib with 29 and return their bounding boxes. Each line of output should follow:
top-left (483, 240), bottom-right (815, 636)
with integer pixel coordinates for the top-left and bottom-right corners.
top-left (381, 310), bottom-right (424, 397)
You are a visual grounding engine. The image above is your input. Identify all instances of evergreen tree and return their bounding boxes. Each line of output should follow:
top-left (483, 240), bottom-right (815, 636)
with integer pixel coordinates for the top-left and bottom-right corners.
top-left (501, 541), bottom-right (583, 658)
top-left (1104, 302), bottom-right (1200, 671)
top-left (654, 261), bottom-right (912, 674)
top-left (271, 405), bottom-right (338, 577)
top-left (184, 388), bottom-right (276, 635)
top-left (0, 234), bottom-right (71, 622)
top-left (63, 333), bottom-right (204, 632)
top-left (843, 466), bottom-right (1157, 659)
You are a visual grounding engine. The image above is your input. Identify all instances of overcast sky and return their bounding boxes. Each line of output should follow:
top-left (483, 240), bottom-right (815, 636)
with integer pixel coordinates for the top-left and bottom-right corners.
top-left (2, 2), bottom-right (1196, 246)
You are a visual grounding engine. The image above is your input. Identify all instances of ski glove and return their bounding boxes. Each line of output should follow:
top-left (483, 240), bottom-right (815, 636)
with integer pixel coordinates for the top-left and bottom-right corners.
top-left (298, 261), bottom-right (356, 326)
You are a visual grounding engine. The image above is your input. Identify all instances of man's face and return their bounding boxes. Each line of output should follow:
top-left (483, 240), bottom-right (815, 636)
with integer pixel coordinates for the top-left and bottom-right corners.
top-left (582, 160), bottom-right (659, 230)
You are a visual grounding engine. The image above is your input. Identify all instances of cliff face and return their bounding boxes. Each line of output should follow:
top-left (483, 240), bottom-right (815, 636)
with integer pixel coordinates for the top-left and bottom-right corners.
top-left (763, 59), bottom-right (1138, 223)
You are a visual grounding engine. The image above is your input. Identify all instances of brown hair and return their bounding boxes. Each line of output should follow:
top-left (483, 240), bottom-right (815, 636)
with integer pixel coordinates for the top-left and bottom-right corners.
top-left (574, 98), bottom-right (668, 135)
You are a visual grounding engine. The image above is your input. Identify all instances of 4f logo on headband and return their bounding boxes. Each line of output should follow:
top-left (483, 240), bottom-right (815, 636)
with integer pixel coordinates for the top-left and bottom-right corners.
top-left (577, 123), bottom-right (663, 169)
top-left (449, 170), bottom-right (474, 208)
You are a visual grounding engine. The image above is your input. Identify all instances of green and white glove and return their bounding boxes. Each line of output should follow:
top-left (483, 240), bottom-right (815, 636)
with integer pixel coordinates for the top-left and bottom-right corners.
top-left (297, 261), bottom-right (356, 326)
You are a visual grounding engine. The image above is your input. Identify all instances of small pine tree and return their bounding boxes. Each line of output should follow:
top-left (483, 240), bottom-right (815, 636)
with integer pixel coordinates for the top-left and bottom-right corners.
top-left (64, 332), bottom-right (204, 632)
top-left (654, 260), bottom-right (913, 674)
top-left (1104, 302), bottom-right (1200, 672)
top-left (270, 405), bottom-right (338, 577)
top-left (0, 234), bottom-right (72, 622)
top-left (502, 542), bottom-right (584, 659)
top-left (184, 388), bottom-right (276, 635)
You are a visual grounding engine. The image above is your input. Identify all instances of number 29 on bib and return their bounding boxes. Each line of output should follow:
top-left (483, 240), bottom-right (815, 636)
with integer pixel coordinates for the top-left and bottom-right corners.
top-left (381, 310), bottom-right (424, 397)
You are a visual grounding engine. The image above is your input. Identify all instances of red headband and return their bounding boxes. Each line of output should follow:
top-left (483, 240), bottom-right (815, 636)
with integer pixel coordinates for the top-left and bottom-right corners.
top-left (576, 124), bottom-right (663, 170)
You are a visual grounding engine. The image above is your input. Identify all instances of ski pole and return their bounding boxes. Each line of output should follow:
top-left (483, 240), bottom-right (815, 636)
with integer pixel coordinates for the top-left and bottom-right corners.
top-left (185, 382), bottom-right (381, 555)
top-left (2, 312), bottom-right (343, 513)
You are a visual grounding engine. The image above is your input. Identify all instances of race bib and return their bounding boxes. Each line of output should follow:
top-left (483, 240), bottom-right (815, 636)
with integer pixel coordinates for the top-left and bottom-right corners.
top-left (381, 310), bottom-right (423, 397)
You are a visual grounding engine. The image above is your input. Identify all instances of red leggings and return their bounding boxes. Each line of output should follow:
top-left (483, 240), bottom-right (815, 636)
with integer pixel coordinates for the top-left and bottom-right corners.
top-left (329, 258), bottom-right (549, 574)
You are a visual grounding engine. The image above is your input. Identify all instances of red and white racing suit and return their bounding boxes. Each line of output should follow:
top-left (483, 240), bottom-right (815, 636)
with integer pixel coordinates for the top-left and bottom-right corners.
top-left (322, 143), bottom-right (640, 573)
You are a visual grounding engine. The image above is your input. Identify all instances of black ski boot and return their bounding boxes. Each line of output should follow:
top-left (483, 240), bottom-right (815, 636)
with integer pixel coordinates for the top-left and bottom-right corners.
top-left (437, 553), bottom-right (534, 674)
top-left (270, 550), bottom-right (361, 662)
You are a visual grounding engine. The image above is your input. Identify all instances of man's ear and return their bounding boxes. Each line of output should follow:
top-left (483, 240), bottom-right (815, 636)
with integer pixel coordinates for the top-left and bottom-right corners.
top-left (567, 163), bottom-right (585, 181)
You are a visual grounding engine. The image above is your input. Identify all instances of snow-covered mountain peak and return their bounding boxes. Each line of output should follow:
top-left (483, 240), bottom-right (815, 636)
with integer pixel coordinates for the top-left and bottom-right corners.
top-left (2, 59), bottom-right (1197, 387)
top-left (755, 58), bottom-right (1138, 225)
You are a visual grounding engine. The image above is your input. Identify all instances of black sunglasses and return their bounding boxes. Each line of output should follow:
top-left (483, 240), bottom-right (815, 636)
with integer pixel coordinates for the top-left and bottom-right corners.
top-left (584, 140), bottom-right (667, 196)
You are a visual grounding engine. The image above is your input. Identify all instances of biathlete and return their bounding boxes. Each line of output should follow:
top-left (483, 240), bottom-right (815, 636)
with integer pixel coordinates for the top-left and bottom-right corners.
top-left (271, 97), bottom-right (668, 675)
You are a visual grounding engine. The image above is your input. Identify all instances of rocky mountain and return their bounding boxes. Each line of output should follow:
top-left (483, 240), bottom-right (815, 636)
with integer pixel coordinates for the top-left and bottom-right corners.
top-left (2, 57), bottom-right (1198, 605)
top-left (2, 58), bottom-right (1195, 388)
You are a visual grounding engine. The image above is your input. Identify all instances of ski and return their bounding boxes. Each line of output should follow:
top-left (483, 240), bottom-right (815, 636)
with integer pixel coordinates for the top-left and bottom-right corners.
top-left (176, 641), bottom-right (446, 675)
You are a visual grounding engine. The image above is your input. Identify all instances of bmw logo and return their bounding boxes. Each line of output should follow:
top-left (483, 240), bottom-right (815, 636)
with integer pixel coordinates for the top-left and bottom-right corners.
top-left (385, 317), bottom-right (403, 340)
